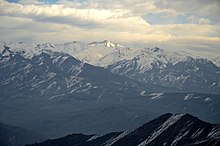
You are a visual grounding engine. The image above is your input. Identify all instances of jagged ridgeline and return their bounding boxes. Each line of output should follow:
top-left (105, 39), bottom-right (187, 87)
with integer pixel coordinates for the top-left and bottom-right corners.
top-left (26, 113), bottom-right (220, 146)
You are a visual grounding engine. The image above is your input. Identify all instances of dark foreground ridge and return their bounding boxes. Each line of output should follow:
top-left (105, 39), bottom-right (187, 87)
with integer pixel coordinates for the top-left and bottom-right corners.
top-left (26, 113), bottom-right (220, 146)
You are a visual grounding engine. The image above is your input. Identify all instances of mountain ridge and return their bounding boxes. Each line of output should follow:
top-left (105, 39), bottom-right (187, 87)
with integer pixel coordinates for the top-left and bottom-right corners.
top-left (26, 113), bottom-right (220, 146)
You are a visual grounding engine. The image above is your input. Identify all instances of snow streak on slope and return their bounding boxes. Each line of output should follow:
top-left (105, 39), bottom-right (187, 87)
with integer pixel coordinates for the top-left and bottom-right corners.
top-left (104, 131), bottom-right (131, 146)
top-left (138, 114), bottom-right (184, 146)
top-left (149, 93), bottom-right (164, 99)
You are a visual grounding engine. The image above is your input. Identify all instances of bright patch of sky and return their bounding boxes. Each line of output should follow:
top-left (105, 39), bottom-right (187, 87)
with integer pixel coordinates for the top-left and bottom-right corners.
top-left (0, 0), bottom-right (219, 58)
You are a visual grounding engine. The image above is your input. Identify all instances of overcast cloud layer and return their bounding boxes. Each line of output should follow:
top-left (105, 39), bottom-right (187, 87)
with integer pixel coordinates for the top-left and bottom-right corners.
top-left (0, 0), bottom-right (219, 58)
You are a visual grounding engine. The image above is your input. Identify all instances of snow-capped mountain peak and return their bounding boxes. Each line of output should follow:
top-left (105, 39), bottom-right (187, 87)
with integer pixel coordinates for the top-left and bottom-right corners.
top-left (102, 40), bottom-right (115, 48)
top-left (0, 41), bottom-right (41, 59)
top-left (88, 40), bottom-right (125, 49)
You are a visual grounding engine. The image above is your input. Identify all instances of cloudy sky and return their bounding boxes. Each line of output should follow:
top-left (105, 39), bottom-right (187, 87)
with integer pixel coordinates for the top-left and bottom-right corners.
top-left (0, 0), bottom-right (219, 58)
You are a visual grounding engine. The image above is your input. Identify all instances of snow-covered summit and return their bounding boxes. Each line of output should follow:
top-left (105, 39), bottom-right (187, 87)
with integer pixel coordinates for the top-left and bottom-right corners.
top-left (75, 40), bottom-right (130, 65)
top-left (88, 40), bottom-right (125, 49)
top-left (0, 41), bottom-right (41, 59)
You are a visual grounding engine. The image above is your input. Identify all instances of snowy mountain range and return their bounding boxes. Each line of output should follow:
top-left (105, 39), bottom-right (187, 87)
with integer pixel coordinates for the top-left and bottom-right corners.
top-left (26, 113), bottom-right (220, 146)
top-left (1, 40), bottom-right (219, 94)
top-left (62, 40), bottom-right (220, 94)
top-left (1, 41), bottom-right (166, 101)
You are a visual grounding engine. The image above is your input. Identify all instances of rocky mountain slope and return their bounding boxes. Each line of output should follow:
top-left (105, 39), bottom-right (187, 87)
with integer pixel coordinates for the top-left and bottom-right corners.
top-left (26, 113), bottom-right (220, 146)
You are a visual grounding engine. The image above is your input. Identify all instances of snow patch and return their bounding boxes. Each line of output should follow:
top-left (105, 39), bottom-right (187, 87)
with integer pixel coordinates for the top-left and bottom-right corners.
top-left (149, 93), bottom-right (164, 99)
top-left (97, 94), bottom-right (102, 100)
top-left (171, 130), bottom-right (189, 146)
top-left (140, 91), bottom-right (146, 96)
top-left (190, 128), bottom-right (204, 139)
top-left (49, 94), bottom-right (65, 100)
top-left (184, 94), bottom-right (194, 100)
top-left (87, 135), bottom-right (99, 141)
top-left (204, 98), bottom-right (212, 102)
top-left (104, 131), bottom-right (129, 146)
top-left (208, 126), bottom-right (220, 139)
